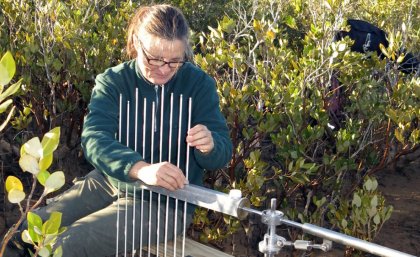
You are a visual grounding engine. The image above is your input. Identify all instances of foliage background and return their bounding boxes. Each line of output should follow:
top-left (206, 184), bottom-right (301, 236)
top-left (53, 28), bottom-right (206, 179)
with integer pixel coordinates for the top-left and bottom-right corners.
top-left (0, 0), bottom-right (419, 256)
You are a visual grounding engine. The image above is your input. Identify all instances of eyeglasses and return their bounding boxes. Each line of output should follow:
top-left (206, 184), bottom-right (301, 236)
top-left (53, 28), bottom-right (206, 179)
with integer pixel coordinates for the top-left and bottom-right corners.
top-left (139, 41), bottom-right (185, 69)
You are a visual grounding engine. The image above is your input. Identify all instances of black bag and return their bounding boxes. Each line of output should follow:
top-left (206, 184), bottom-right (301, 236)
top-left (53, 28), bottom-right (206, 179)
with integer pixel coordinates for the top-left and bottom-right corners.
top-left (335, 19), bottom-right (389, 57)
top-left (335, 19), bottom-right (419, 74)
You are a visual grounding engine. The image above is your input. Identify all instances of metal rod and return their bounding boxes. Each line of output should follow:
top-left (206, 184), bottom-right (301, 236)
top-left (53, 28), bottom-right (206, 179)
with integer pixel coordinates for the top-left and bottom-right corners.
top-left (124, 184), bottom-right (128, 257)
top-left (139, 188), bottom-right (144, 256)
top-left (132, 187), bottom-right (136, 257)
top-left (173, 199), bottom-right (178, 257)
top-left (115, 182), bottom-right (120, 257)
top-left (116, 94), bottom-right (123, 257)
top-left (148, 191), bottom-right (152, 257)
top-left (135, 88), bottom-right (139, 152)
top-left (239, 205), bottom-right (415, 257)
top-left (126, 101), bottom-right (130, 147)
top-left (119, 94), bottom-right (122, 142)
top-left (140, 98), bottom-right (146, 256)
top-left (176, 94), bottom-right (183, 167)
top-left (156, 86), bottom-right (165, 257)
top-left (164, 196), bottom-right (169, 257)
top-left (185, 97), bottom-right (192, 179)
top-left (148, 102), bottom-right (156, 257)
top-left (301, 223), bottom-right (416, 257)
top-left (182, 97), bottom-right (192, 256)
top-left (164, 94), bottom-right (174, 256)
top-left (142, 98), bottom-right (146, 164)
top-left (124, 101), bottom-right (130, 257)
top-left (173, 95), bottom-right (184, 257)
top-left (133, 88), bottom-right (138, 257)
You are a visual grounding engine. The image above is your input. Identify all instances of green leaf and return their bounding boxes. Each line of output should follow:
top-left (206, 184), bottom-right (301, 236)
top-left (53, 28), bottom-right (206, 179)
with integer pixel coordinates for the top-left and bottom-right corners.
top-left (21, 230), bottom-right (34, 244)
top-left (0, 51), bottom-right (16, 86)
top-left (37, 170), bottom-right (51, 186)
top-left (39, 153), bottom-right (53, 171)
top-left (38, 247), bottom-right (50, 257)
top-left (27, 212), bottom-right (43, 243)
top-left (7, 188), bottom-right (25, 203)
top-left (53, 246), bottom-right (63, 257)
top-left (368, 206), bottom-right (377, 217)
top-left (23, 137), bottom-right (43, 159)
top-left (370, 195), bottom-right (378, 208)
top-left (371, 179), bottom-right (378, 191)
top-left (19, 153), bottom-right (40, 175)
top-left (44, 171), bottom-right (65, 194)
top-left (373, 213), bottom-right (381, 225)
top-left (44, 233), bottom-right (57, 245)
top-left (43, 212), bottom-right (62, 235)
top-left (341, 219), bottom-right (348, 228)
top-left (352, 193), bottom-right (362, 208)
top-left (0, 105), bottom-right (16, 132)
top-left (5, 176), bottom-right (23, 192)
top-left (0, 79), bottom-right (22, 103)
top-left (0, 99), bottom-right (13, 113)
top-left (27, 212), bottom-right (43, 230)
top-left (394, 128), bottom-right (405, 143)
top-left (41, 127), bottom-right (61, 156)
top-left (364, 179), bottom-right (373, 191)
top-left (285, 16), bottom-right (297, 29)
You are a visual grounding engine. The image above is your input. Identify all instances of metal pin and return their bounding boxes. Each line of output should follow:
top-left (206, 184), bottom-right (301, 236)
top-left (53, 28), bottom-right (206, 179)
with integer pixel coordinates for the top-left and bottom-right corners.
top-left (132, 187), bottom-right (136, 257)
top-left (135, 88), bottom-right (139, 152)
top-left (140, 98), bottom-right (147, 256)
top-left (115, 182), bottom-right (120, 257)
top-left (177, 95), bottom-right (183, 167)
top-left (133, 88), bottom-right (138, 257)
top-left (119, 94), bottom-right (122, 142)
top-left (164, 93), bottom-right (174, 256)
top-left (148, 191), bottom-right (152, 257)
top-left (124, 184), bottom-right (128, 257)
top-left (156, 87), bottom-right (165, 257)
top-left (182, 97), bottom-right (192, 256)
top-left (124, 101), bottom-right (130, 257)
top-left (173, 199), bottom-right (178, 257)
top-left (174, 94), bottom-right (183, 257)
top-left (140, 188), bottom-right (144, 256)
top-left (116, 94), bottom-right (122, 257)
top-left (148, 102), bottom-right (156, 257)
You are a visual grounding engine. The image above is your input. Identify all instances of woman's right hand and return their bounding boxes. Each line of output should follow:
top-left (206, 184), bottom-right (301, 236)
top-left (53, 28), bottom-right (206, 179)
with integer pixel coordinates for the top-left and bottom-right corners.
top-left (130, 161), bottom-right (188, 191)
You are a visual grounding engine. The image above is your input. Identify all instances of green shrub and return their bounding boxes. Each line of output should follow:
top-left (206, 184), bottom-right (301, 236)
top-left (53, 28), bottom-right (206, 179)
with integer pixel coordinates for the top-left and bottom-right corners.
top-left (194, 0), bottom-right (419, 249)
top-left (1, 127), bottom-right (65, 257)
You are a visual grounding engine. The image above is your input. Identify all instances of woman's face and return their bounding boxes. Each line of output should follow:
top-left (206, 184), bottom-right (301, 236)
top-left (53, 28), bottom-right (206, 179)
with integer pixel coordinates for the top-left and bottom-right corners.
top-left (135, 35), bottom-right (186, 85)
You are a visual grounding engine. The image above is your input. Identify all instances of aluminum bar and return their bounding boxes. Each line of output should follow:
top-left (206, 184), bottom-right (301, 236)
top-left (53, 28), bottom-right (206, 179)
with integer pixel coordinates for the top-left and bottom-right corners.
top-left (135, 183), bottom-right (250, 219)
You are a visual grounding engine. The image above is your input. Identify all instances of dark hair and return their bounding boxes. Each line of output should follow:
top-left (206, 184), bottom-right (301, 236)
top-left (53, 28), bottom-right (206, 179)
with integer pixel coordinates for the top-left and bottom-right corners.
top-left (126, 4), bottom-right (192, 61)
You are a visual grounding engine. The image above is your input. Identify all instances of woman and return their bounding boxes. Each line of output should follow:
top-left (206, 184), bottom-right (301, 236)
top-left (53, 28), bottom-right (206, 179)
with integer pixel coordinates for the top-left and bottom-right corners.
top-left (16, 4), bottom-right (232, 257)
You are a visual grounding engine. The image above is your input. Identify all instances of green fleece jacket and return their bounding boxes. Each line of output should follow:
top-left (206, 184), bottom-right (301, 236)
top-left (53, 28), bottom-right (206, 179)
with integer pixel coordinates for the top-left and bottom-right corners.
top-left (81, 60), bottom-right (232, 190)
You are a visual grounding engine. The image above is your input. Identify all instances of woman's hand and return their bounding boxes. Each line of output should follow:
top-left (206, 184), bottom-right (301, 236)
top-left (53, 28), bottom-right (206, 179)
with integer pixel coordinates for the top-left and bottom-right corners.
top-left (186, 124), bottom-right (214, 154)
top-left (130, 161), bottom-right (188, 191)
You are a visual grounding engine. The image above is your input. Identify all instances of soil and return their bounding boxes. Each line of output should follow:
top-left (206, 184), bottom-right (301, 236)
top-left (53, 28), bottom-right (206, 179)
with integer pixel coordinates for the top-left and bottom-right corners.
top-left (1, 146), bottom-right (419, 257)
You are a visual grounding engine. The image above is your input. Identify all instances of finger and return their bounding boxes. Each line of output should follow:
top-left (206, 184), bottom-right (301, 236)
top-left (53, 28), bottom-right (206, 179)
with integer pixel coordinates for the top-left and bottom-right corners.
top-left (161, 163), bottom-right (187, 189)
top-left (187, 124), bottom-right (205, 135)
top-left (187, 130), bottom-right (211, 146)
top-left (187, 125), bottom-right (209, 139)
top-left (168, 169), bottom-right (187, 189)
top-left (156, 169), bottom-right (180, 190)
top-left (158, 178), bottom-right (177, 191)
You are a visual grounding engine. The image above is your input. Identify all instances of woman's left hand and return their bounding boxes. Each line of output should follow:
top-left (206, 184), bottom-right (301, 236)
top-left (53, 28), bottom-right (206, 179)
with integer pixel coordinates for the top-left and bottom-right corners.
top-left (186, 124), bottom-right (214, 154)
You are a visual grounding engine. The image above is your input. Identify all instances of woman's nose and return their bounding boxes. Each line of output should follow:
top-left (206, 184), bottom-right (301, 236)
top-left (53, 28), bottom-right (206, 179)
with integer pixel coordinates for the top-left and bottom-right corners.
top-left (158, 63), bottom-right (172, 74)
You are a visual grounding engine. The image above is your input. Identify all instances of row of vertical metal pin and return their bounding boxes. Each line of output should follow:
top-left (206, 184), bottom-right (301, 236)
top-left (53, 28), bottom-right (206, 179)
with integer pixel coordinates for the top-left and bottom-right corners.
top-left (115, 88), bottom-right (192, 257)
